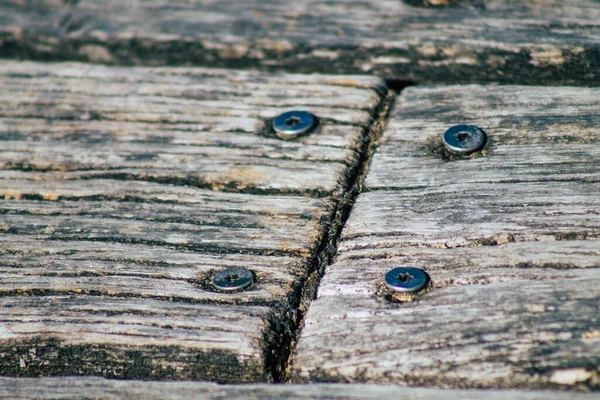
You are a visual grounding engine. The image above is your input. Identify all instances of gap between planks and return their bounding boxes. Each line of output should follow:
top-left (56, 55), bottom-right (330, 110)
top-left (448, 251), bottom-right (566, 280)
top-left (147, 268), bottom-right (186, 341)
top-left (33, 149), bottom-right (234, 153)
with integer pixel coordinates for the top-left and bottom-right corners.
top-left (0, 60), bottom-right (396, 382)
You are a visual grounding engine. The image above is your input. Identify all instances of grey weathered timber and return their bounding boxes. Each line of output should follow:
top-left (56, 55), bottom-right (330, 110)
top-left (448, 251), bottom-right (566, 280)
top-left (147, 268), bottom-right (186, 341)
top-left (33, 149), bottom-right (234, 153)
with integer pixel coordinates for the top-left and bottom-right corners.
top-left (1, 378), bottom-right (598, 400)
top-left (291, 85), bottom-right (600, 390)
top-left (1, 0), bottom-right (600, 85)
top-left (0, 61), bottom-right (385, 196)
top-left (0, 61), bottom-right (391, 381)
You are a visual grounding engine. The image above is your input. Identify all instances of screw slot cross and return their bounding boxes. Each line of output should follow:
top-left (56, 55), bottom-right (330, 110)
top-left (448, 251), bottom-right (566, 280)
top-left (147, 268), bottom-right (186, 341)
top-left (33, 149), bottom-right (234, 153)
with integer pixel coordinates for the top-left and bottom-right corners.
top-left (285, 116), bottom-right (302, 127)
top-left (385, 267), bottom-right (429, 293)
top-left (397, 272), bottom-right (413, 283)
top-left (272, 110), bottom-right (317, 140)
top-left (442, 125), bottom-right (486, 154)
top-left (212, 267), bottom-right (254, 292)
top-left (456, 131), bottom-right (471, 142)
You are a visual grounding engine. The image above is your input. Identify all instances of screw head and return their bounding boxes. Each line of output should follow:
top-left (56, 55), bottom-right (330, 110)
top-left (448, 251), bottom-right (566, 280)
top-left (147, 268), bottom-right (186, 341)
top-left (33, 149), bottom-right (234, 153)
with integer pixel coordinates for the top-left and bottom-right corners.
top-left (442, 125), bottom-right (486, 154)
top-left (385, 267), bottom-right (429, 293)
top-left (212, 267), bottom-right (254, 292)
top-left (272, 110), bottom-right (317, 140)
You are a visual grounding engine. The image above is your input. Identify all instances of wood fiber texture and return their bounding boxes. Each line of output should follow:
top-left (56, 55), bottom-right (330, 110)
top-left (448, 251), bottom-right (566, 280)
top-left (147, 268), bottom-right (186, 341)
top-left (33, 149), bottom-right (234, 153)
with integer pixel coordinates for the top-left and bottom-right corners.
top-left (0, 61), bottom-right (389, 382)
top-left (1, 0), bottom-right (599, 85)
top-left (291, 85), bottom-right (600, 391)
top-left (0, 378), bottom-right (598, 400)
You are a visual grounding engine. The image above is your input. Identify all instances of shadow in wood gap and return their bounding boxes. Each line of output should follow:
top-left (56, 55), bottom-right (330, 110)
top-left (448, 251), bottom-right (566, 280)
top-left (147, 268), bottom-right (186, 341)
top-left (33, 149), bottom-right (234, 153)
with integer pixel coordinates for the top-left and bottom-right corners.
top-left (266, 83), bottom-right (402, 382)
top-left (384, 79), bottom-right (417, 94)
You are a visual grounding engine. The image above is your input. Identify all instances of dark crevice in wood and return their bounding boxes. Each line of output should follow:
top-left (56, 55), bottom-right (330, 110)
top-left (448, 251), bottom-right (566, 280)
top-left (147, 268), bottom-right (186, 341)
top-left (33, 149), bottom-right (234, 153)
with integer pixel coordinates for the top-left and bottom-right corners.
top-left (340, 232), bottom-right (600, 248)
top-left (0, 135), bottom-right (353, 152)
top-left (514, 262), bottom-right (600, 270)
top-left (0, 164), bottom-right (129, 173)
top-left (0, 289), bottom-right (278, 308)
top-left (364, 177), bottom-right (600, 193)
top-left (0, 75), bottom-right (383, 96)
top-left (0, 272), bottom-right (291, 299)
top-left (73, 172), bottom-right (334, 199)
top-left (0, 194), bottom-right (303, 214)
top-left (341, 252), bottom-right (600, 267)
top-left (263, 84), bottom-right (398, 383)
top-left (0, 91), bottom-right (377, 112)
top-left (0, 257), bottom-right (297, 273)
top-left (0, 113), bottom-right (370, 126)
top-left (0, 208), bottom-right (280, 230)
top-left (0, 269), bottom-right (283, 288)
top-left (0, 318), bottom-right (255, 335)
top-left (0, 234), bottom-right (308, 259)
top-left (0, 110), bottom-right (368, 126)
top-left (383, 79), bottom-right (417, 94)
top-left (1, 147), bottom-right (356, 165)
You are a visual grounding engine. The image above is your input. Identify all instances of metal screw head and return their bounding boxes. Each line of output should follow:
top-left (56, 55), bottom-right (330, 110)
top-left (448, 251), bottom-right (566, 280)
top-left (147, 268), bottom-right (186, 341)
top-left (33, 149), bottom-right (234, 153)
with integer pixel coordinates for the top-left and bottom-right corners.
top-left (272, 110), bottom-right (317, 140)
top-left (212, 267), bottom-right (254, 292)
top-left (442, 125), bottom-right (486, 154)
top-left (385, 267), bottom-right (429, 293)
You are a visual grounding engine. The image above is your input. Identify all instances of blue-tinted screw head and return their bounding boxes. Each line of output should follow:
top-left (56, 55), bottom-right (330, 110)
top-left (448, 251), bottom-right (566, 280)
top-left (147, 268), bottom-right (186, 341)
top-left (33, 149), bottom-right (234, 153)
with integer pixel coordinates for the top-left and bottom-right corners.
top-left (272, 110), bottom-right (317, 140)
top-left (385, 267), bottom-right (429, 293)
top-left (213, 267), bottom-right (254, 292)
top-left (443, 124), bottom-right (486, 154)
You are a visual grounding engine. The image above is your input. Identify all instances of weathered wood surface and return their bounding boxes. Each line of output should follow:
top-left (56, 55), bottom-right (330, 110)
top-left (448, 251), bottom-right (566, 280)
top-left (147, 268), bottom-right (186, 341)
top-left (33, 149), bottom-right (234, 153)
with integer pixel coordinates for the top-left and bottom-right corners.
top-left (0, 61), bottom-right (390, 381)
top-left (0, 61), bottom-right (385, 196)
top-left (1, 378), bottom-right (598, 400)
top-left (291, 85), bottom-right (600, 390)
top-left (1, 0), bottom-right (600, 85)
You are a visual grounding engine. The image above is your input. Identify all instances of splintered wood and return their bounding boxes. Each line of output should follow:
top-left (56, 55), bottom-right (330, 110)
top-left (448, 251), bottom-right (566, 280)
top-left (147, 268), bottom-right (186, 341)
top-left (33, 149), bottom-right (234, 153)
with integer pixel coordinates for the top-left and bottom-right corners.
top-left (0, 61), bottom-right (388, 382)
top-left (291, 85), bottom-right (600, 390)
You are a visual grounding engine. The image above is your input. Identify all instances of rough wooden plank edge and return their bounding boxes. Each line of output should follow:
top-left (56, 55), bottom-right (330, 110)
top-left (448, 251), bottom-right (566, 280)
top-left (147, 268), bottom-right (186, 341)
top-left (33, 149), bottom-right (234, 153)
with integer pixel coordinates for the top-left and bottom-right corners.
top-left (0, 378), bottom-right (598, 400)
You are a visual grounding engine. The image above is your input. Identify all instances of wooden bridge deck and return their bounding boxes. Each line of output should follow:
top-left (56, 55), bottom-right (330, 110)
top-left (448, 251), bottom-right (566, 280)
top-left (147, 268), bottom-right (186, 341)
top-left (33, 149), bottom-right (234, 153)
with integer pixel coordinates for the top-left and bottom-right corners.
top-left (0, 0), bottom-right (598, 397)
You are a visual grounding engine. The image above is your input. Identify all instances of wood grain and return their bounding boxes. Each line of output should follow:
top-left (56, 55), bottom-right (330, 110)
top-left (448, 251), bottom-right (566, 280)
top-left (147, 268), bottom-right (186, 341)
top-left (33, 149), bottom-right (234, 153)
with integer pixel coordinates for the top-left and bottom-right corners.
top-left (0, 378), bottom-right (598, 400)
top-left (0, 61), bottom-right (385, 196)
top-left (291, 85), bottom-right (600, 390)
top-left (0, 296), bottom-right (270, 381)
top-left (0, 61), bottom-right (389, 381)
top-left (1, 0), bottom-right (599, 85)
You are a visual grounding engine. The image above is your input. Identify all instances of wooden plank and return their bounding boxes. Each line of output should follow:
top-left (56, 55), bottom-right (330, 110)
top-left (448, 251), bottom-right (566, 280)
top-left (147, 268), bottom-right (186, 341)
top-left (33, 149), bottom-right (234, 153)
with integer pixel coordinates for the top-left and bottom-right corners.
top-left (0, 378), bottom-right (598, 400)
top-left (291, 85), bottom-right (600, 391)
top-left (0, 297), bottom-right (270, 381)
top-left (0, 61), bottom-right (385, 196)
top-left (0, 61), bottom-right (391, 381)
top-left (1, 0), bottom-right (599, 85)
